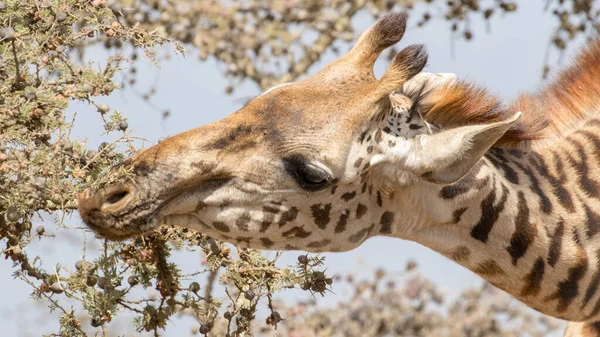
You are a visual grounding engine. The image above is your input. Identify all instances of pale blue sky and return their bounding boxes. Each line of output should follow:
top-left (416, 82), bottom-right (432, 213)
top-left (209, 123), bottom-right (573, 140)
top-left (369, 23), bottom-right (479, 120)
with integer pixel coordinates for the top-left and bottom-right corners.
top-left (1, 1), bottom-right (580, 335)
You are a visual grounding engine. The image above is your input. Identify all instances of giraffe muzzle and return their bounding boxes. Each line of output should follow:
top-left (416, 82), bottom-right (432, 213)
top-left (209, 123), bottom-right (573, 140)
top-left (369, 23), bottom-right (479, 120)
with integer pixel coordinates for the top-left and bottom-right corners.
top-left (78, 182), bottom-right (160, 240)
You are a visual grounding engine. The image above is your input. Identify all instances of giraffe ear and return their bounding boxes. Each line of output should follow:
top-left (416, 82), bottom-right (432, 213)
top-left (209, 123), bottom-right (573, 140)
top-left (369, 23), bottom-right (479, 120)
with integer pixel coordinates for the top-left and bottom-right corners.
top-left (411, 112), bottom-right (522, 184)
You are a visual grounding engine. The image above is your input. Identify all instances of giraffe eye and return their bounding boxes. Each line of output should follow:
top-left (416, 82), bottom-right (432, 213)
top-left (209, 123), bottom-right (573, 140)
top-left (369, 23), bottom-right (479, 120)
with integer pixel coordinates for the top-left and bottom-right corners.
top-left (296, 165), bottom-right (329, 188)
top-left (282, 156), bottom-right (331, 191)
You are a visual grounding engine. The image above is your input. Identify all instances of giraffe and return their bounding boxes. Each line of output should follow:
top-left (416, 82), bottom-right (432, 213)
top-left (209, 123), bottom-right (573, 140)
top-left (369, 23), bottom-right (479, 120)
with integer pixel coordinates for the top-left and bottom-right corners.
top-left (77, 12), bottom-right (600, 336)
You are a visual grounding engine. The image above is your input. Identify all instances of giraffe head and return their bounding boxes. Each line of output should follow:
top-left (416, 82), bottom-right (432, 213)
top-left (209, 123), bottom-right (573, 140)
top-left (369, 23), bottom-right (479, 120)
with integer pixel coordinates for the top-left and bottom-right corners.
top-left (78, 13), bottom-right (520, 251)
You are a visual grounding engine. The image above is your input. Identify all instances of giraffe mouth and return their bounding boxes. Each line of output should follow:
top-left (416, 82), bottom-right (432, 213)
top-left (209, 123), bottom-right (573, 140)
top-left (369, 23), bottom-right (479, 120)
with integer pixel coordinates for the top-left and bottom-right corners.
top-left (88, 178), bottom-right (234, 239)
top-left (83, 209), bottom-right (158, 241)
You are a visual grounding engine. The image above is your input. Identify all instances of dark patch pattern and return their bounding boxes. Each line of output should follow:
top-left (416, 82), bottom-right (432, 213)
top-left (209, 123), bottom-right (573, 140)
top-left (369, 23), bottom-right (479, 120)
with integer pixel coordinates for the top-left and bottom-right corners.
top-left (547, 220), bottom-right (564, 267)
top-left (451, 245), bottom-right (470, 263)
top-left (335, 210), bottom-right (350, 233)
top-left (282, 226), bottom-right (311, 239)
top-left (356, 203), bottom-right (368, 219)
top-left (379, 211), bottom-right (395, 234)
top-left (439, 163), bottom-right (485, 199)
top-left (307, 239), bottom-right (332, 249)
top-left (341, 191), bottom-right (357, 201)
top-left (471, 182), bottom-right (510, 243)
top-left (260, 238), bottom-right (274, 248)
top-left (546, 230), bottom-right (589, 313)
top-left (453, 208), bottom-right (467, 224)
top-left (277, 207), bottom-right (299, 227)
top-left (582, 249), bottom-right (600, 309)
top-left (513, 161), bottom-right (552, 214)
top-left (348, 224), bottom-right (375, 243)
top-left (213, 221), bottom-right (231, 233)
top-left (530, 152), bottom-right (575, 213)
top-left (506, 191), bottom-right (538, 265)
top-left (583, 203), bottom-right (600, 238)
top-left (486, 151), bottom-right (520, 184)
top-left (235, 212), bottom-right (251, 231)
top-left (474, 260), bottom-right (506, 276)
top-left (566, 138), bottom-right (600, 198)
top-left (310, 203), bottom-right (332, 230)
top-left (520, 257), bottom-right (545, 297)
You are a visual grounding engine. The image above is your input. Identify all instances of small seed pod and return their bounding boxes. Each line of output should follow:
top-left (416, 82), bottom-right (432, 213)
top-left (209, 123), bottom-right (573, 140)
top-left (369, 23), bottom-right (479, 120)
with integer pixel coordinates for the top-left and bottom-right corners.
top-left (90, 317), bottom-right (102, 327)
top-left (199, 325), bottom-right (209, 334)
top-left (55, 10), bottom-right (67, 23)
top-left (189, 281), bottom-right (200, 293)
top-left (36, 226), bottom-right (45, 236)
top-left (297, 254), bottom-right (308, 264)
top-left (6, 207), bottom-right (21, 222)
top-left (0, 27), bottom-right (15, 42)
top-left (118, 120), bottom-right (128, 131)
top-left (244, 290), bottom-right (255, 301)
top-left (144, 305), bottom-right (156, 315)
top-left (79, 83), bottom-right (92, 94)
top-left (206, 238), bottom-right (220, 255)
top-left (61, 140), bottom-right (73, 151)
top-left (86, 150), bottom-right (98, 160)
top-left (128, 276), bottom-right (139, 286)
top-left (51, 194), bottom-right (63, 205)
top-left (311, 281), bottom-right (326, 293)
top-left (33, 176), bottom-right (46, 190)
top-left (23, 88), bottom-right (36, 100)
top-left (97, 104), bottom-right (110, 114)
top-left (98, 142), bottom-right (109, 152)
top-left (270, 311), bottom-right (282, 323)
top-left (50, 282), bottom-right (64, 294)
top-left (312, 271), bottom-right (326, 281)
top-left (97, 276), bottom-right (107, 289)
top-left (86, 275), bottom-right (97, 287)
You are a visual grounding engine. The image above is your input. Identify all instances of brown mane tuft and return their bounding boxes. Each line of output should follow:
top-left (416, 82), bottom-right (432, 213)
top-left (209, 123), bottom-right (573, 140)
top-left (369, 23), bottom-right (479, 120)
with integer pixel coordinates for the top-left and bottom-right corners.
top-left (410, 80), bottom-right (549, 147)
top-left (410, 37), bottom-right (600, 148)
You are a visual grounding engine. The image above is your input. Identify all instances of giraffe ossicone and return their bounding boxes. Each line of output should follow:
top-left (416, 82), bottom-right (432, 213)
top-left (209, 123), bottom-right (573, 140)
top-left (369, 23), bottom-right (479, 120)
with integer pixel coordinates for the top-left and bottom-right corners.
top-left (78, 12), bottom-right (600, 336)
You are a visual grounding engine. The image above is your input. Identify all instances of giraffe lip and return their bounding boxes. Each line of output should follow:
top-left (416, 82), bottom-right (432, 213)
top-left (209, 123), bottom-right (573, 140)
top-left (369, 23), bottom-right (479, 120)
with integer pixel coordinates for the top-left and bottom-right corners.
top-left (84, 208), bottom-right (158, 241)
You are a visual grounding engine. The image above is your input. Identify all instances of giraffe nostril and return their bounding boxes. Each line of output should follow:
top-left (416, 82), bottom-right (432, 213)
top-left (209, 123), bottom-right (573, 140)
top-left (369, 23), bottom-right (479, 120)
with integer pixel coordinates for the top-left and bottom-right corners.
top-left (103, 190), bottom-right (130, 207)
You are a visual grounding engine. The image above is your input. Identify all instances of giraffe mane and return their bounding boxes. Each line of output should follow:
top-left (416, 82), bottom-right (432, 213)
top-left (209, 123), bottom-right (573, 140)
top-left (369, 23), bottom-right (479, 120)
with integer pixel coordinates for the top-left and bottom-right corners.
top-left (410, 37), bottom-right (600, 148)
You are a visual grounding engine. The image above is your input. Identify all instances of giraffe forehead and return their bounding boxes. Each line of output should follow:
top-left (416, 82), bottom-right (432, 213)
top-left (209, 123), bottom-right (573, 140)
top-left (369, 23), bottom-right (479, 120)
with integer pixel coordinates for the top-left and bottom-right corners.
top-left (238, 84), bottom-right (377, 142)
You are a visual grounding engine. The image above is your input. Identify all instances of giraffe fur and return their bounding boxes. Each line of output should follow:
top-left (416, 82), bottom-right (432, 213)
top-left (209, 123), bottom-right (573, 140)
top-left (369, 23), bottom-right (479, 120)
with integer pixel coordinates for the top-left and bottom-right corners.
top-left (78, 12), bottom-right (600, 336)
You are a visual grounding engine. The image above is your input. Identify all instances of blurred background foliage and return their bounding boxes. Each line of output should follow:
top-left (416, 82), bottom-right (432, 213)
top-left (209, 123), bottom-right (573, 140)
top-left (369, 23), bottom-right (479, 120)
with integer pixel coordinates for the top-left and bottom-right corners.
top-left (0, 0), bottom-right (598, 336)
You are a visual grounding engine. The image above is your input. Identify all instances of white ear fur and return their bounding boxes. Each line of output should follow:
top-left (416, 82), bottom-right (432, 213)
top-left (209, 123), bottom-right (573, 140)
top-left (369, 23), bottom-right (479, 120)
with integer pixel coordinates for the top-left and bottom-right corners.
top-left (402, 72), bottom-right (457, 95)
top-left (410, 112), bottom-right (522, 184)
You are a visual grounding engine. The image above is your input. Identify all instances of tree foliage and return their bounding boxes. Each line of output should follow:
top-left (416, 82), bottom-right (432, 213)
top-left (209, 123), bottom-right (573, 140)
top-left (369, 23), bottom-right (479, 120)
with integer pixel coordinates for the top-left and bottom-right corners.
top-left (0, 0), bottom-right (598, 336)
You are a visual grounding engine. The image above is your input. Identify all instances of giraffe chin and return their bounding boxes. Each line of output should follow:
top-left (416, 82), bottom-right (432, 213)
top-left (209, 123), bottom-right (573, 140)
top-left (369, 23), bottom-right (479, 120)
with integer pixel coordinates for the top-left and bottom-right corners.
top-left (84, 212), bottom-right (159, 241)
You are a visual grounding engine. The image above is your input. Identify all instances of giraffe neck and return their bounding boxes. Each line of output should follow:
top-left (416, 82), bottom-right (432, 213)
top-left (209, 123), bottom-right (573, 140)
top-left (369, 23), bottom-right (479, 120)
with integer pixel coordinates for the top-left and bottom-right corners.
top-left (394, 120), bottom-right (600, 322)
